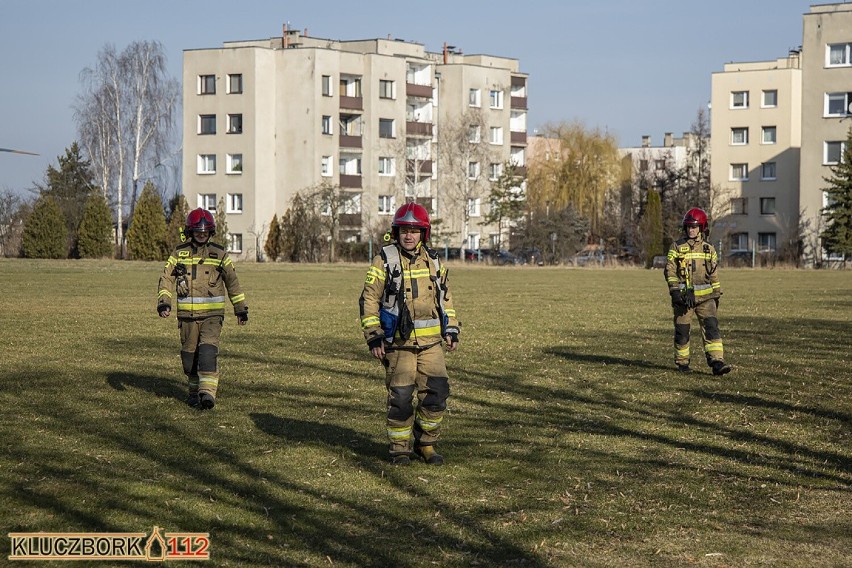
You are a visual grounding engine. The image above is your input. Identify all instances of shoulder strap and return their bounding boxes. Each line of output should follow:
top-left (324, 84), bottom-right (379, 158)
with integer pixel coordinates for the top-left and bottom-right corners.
top-left (380, 244), bottom-right (403, 310)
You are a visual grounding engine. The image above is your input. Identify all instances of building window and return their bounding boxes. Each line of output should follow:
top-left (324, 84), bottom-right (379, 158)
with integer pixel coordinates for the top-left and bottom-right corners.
top-left (226, 153), bottom-right (243, 174)
top-left (827, 43), bottom-right (852, 66)
top-left (378, 195), bottom-right (395, 215)
top-left (639, 160), bottom-right (649, 172)
top-left (825, 141), bottom-right (845, 165)
top-left (321, 156), bottom-right (333, 177)
top-left (468, 125), bottom-right (481, 143)
top-left (379, 118), bottom-right (395, 138)
top-left (758, 232), bottom-right (776, 252)
top-left (468, 161), bottom-right (480, 180)
top-left (199, 114), bottom-right (216, 135)
top-left (468, 232), bottom-right (480, 250)
top-left (227, 114), bottom-right (243, 134)
top-left (469, 88), bottom-right (481, 107)
top-left (379, 79), bottom-right (395, 99)
top-left (489, 163), bottom-right (502, 181)
top-left (655, 159), bottom-right (667, 170)
top-left (378, 157), bottom-right (395, 176)
top-left (731, 91), bottom-right (748, 108)
top-left (322, 75), bottom-right (333, 97)
top-left (489, 89), bottom-right (504, 109)
top-left (228, 233), bottom-right (243, 254)
top-left (489, 126), bottom-right (503, 145)
top-left (731, 127), bottom-right (748, 145)
top-left (761, 126), bottom-right (776, 144)
top-left (825, 92), bottom-right (852, 117)
top-left (730, 163), bottom-right (749, 181)
top-left (761, 162), bottom-right (776, 180)
top-left (227, 74), bottom-right (242, 94)
top-left (227, 193), bottom-right (243, 213)
top-left (467, 198), bottom-right (481, 217)
top-left (762, 90), bottom-right (777, 108)
top-left (197, 155), bottom-right (216, 174)
top-left (198, 193), bottom-right (217, 210)
top-left (760, 197), bottom-right (776, 215)
top-left (730, 198), bottom-right (748, 215)
top-left (730, 232), bottom-right (748, 251)
top-left (199, 74), bottom-right (215, 95)
top-left (321, 115), bottom-right (333, 135)
top-left (339, 155), bottom-right (362, 175)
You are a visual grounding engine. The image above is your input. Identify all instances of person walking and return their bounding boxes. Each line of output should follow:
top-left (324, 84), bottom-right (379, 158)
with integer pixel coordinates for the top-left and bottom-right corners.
top-left (664, 207), bottom-right (732, 376)
top-left (359, 203), bottom-right (460, 465)
top-left (157, 208), bottom-right (248, 409)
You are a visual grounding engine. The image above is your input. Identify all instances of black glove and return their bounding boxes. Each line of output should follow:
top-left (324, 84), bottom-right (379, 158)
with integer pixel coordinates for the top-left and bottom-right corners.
top-left (670, 289), bottom-right (686, 307)
top-left (447, 332), bottom-right (459, 345)
top-left (157, 303), bottom-right (170, 315)
top-left (685, 289), bottom-right (696, 309)
top-left (236, 310), bottom-right (248, 323)
top-left (367, 337), bottom-right (384, 350)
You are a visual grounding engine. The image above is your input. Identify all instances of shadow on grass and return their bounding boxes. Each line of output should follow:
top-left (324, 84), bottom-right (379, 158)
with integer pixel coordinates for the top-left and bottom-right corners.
top-left (544, 346), bottom-right (671, 371)
top-left (106, 371), bottom-right (184, 402)
top-left (251, 413), bottom-right (386, 462)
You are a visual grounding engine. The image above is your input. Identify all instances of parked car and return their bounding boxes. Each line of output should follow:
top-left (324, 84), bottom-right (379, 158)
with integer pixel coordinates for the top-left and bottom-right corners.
top-left (651, 255), bottom-right (667, 269)
top-left (567, 248), bottom-right (607, 267)
top-left (726, 251), bottom-right (754, 267)
top-left (491, 250), bottom-right (520, 265)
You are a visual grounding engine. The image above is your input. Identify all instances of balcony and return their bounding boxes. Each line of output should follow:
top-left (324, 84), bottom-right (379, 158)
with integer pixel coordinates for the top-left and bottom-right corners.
top-left (512, 165), bottom-right (527, 178)
top-left (510, 96), bottom-right (527, 110)
top-left (510, 131), bottom-right (527, 145)
top-left (339, 174), bottom-right (362, 188)
top-left (406, 121), bottom-right (433, 137)
top-left (339, 135), bottom-right (363, 149)
top-left (340, 213), bottom-right (362, 227)
top-left (406, 83), bottom-right (432, 98)
top-left (511, 75), bottom-right (526, 88)
top-left (406, 159), bottom-right (433, 175)
top-left (339, 96), bottom-right (363, 110)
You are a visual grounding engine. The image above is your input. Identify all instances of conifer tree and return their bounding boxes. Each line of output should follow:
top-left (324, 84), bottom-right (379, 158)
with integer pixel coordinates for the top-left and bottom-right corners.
top-left (211, 198), bottom-right (229, 249)
top-left (166, 194), bottom-right (189, 250)
top-left (40, 142), bottom-right (96, 256)
top-left (820, 131), bottom-right (852, 261)
top-left (640, 189), bottom-right (664, 268)
top-left (22, 195), bottom-right (68, 259)
top-left (264, 213), bottom-right (282, 261)
top-left (77, 190), bottom-right (114, 258)
top-left (126, 181), bottom-right (167, 260)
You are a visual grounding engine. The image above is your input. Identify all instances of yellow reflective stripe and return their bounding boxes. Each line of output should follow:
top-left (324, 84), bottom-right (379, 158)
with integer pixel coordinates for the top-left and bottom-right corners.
top-left (704, 341), bottom-right (723, 353)
top-left (444, 309), bottom-right (456, 317)
top-left (387, 427), bottom-right (412, 440)
top-left (198, 377), bottom-right (218, 387)
top-left (361, 316), bottom-right (380, 329)
top-left (667, 250), bottom-right (679, 260)
top-left (158, 290), bottom-right (172, 299)
top-left (414, 325), bottom-right (441, 337)
top-left (230, 293), bottom-right (246, 304)
top-left (177, 302), bottom-right (226, 311)
top-left (676, 346), bottom-right (690, 357)
top-left (165, 256), bottom-right (177, 269)
top-left (695, 288), bottom-right (714, 297)
top-left (415, 411), bottom-right (442, 431)
top-left (712, 282), bottom-right (721, 289)
top-left (223, 258), bottom-right (233, 268)
top-left (684, 252), bottom-right (712, 260)
top-left (407, 268), bottom-right (431, 278)
top-left (367, 266), bottom-right (385, 280)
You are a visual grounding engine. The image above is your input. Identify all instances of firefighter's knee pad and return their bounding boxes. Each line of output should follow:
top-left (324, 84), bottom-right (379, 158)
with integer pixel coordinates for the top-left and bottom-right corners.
top-left (703, 317), bottom-right (721, 340)
top-left (180, 350), bottom-right (197, 376)
top-left (197, 344), bottom-right (218, 373)
top-left (422, 376), bottom-right (450, 412)
top-left (675, 324), bottom-right (691, 345)
top-left (387, 385), bottom-right (416, 421)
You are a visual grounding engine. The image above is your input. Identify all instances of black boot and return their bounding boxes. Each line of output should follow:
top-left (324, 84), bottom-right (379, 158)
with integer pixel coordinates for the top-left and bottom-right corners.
top-left (390, 452), bottom-right (412, 466)
top-left (199, 393), bottom-right (215, 409)
top-left (711, 360), bottom-right (732, 376)
top-left (676, 364), bottom-right (692, 373)
top-left (186, 393), bottom-right (200, 408)
top-left (415, 445), bottom-right (444, 465)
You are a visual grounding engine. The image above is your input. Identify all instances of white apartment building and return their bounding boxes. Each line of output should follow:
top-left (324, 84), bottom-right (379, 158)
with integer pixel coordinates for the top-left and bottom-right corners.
top-left (710, 53), bottom-right (802, 260)
top-left (182, 27), bottom-right (527, 260)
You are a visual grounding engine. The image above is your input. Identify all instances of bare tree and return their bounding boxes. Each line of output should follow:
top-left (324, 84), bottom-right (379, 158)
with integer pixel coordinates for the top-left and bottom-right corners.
top-left (75, 41), bottom-right (179, 258)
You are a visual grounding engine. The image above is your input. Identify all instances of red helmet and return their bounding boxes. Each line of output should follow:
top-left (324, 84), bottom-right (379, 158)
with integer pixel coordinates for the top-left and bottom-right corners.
top-left (682, 207), bottom-right (708, 234)
top-left (392, 202), bottom-right (431, 241)
top-left (186, 207), bottom-right (216, 236)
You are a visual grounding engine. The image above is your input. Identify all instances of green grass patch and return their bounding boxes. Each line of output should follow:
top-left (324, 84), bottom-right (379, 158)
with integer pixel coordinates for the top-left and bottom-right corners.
top-left (0, 260), bottom-right (849, 566)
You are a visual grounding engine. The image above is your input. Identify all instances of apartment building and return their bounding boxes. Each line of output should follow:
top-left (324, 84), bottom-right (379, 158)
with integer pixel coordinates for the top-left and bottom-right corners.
top-left (801, 3), bottom-right (852, 262)
top-left (710, 53), bottom-right (802, 260)
top-left (182, 27), bottom-right (527, 260)
top-left (620, 132), bottom-right (696, 199)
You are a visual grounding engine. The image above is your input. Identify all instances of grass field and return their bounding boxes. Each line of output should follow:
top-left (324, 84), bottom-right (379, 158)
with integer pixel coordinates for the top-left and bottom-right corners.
top-left (0, 259), bottom-right (849, 567)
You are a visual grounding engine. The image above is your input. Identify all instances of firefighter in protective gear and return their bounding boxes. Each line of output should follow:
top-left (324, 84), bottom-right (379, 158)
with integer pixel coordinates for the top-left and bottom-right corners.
top-left (359, 202), bottom-right (460, 465)
top-left (664, 208), bottom-right (732, 376)
top-left (157, 208), bottom-right (249, 409)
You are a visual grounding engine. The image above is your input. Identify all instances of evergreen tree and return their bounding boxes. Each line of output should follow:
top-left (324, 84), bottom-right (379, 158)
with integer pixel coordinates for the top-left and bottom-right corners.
top-left (77, 191), bottom-right (114, 258)
top-left (264, 213), bottom-right (282, 261)
top-left (22, 195), bottom-right (68, 259)
top-left (640, 189), bottom-right (664, 268)
top-left (41, 142), bottom-right (96, 256)
top-left (820, 131), bottom-right (852, 261)
top-left (126, 181), bottom-right (167, 260)
top-left (484, 162), bottom-right (526, 250)
top-left (211, 198), bottom-right (229, 249)
top-left (166, 194), bottom-right (190, 250)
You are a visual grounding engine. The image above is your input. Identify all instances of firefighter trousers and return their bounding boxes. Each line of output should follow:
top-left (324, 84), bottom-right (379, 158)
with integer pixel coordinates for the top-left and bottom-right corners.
top-left (672, 299), bottom-right (724, 367)
top-left (382, 343), bottom-right (451, 455)
top-left (179, 316), bottom-right (222, 398)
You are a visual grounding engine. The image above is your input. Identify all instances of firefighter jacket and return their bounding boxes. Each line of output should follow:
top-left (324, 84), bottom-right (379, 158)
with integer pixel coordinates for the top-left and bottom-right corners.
top-left (664, 235), bottom-right (722, 303)
top-left (157, 241), bottom-right (248, 320)
top-left (360, 243), bottom-right (459, 349)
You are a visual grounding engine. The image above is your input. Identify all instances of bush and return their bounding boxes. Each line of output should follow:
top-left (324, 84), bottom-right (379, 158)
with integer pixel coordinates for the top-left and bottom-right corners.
top-left (126, 181), bottom-right (167, 261)
top-left (22, 195), bottom-right (68, 259)
top-left (77, 191), bottom-right (114, 258)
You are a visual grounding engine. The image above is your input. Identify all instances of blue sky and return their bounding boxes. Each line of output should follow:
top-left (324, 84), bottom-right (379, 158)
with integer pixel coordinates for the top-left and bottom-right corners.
top-left (1, 0), bottom-right (814, 196)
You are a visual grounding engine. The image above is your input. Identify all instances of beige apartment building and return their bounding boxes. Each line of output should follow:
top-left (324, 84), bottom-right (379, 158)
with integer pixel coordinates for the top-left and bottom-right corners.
top-left (710, 53), bottom-right (802, 260)
top-left (182, 27), bottom-right (528, 260)
top-left (801, 3), bottom-right (852, 262)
